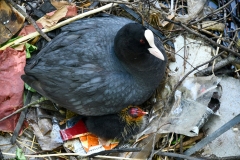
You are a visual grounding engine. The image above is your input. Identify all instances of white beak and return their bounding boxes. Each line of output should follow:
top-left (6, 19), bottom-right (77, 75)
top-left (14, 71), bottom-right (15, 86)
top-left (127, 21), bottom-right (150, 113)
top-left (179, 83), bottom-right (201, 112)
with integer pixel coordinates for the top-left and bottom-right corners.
top-left (144, 29), bottom-right (165, 61)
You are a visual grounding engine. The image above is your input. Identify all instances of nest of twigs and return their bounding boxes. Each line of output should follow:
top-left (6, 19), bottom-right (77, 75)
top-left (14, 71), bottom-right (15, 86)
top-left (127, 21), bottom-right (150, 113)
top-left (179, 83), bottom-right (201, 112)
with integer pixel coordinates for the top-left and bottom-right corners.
top-left (1, 0), bottom-right (240, 160)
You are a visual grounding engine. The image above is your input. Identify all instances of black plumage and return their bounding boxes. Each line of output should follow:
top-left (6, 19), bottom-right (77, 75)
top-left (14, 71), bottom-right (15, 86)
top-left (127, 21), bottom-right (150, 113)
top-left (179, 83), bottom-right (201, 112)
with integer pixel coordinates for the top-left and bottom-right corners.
top-left (83, 106), bottom-right (147, 142)
top-left (22, 14), bottom-right (167, 116)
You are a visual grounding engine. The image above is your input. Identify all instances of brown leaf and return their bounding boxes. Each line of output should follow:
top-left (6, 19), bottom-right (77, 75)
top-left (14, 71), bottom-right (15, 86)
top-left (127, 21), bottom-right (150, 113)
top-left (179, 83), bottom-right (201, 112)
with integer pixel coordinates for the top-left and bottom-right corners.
top-left (37, 4), bottom-right (77, 28)
top-left (18, 23), bottom-right (43, 36)
top-left (0, 47), bottom-right (26, 132)
top-left (50, 0), bottom-right (72, 9)
top-left (0, 1), bottom-right (25, 44)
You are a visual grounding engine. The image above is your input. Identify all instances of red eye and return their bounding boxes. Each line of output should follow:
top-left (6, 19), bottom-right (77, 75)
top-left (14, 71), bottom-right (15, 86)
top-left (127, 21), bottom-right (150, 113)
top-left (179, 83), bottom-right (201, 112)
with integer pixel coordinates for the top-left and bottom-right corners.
top-left (140, 39), bottom-right (145, 44)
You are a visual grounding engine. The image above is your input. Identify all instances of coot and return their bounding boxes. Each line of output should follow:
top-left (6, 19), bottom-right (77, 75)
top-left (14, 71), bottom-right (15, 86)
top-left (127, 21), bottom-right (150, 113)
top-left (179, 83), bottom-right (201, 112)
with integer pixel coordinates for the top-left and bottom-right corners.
top-left (22, 14), bottom-right (167, 116)
top-left (84, 106), bottom-right (147, 142)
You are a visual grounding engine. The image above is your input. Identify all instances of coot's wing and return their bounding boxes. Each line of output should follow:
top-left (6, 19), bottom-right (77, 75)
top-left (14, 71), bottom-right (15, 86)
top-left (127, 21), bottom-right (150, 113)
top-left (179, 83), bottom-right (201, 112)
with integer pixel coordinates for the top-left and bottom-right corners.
top-left (23, 16), bottom-right (136, 116)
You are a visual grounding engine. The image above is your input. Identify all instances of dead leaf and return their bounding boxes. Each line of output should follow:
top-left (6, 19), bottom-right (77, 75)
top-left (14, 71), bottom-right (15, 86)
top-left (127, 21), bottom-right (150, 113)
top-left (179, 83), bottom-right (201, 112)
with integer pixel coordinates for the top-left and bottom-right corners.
top-left (80, 2), bottom-right (91, 8)
top-left (0, 47), bottom-right (26, 132)
top-left (0, 1), bottom-right (25, 44)
top-left (37, 4), bottom-right (77, 28)
top-left (18, 23), bottom-right (43, 36)
top-left (51, 0), bottom-right (72, 9)
top-left (51, 0), bottom-right (90, 9)
top-left (201, 21), bottom-right (225, 32)
top-left (161, 14), bottom-right (175, 27)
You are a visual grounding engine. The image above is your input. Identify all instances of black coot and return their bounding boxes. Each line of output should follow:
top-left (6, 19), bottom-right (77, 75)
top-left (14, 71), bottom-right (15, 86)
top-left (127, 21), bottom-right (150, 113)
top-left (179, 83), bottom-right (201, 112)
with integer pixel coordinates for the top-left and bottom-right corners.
top-left (84, 106), bottom-right (147, 142)
top-left (22, 14), bottom-right (167, 116)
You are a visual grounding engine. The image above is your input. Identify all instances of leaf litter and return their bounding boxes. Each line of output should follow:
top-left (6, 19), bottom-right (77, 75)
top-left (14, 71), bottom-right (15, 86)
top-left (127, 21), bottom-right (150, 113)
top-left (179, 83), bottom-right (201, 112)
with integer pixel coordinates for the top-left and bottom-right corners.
top-left (0, 0), bottom-right (240, 159)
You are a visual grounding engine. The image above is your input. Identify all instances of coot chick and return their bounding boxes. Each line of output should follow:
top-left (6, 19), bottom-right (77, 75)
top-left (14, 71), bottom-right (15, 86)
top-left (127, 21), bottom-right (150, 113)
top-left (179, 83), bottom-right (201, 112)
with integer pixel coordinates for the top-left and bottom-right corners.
top-left (22, 14), bottom-right (167, 116)
top-left (84, 106), bottom-right (147, 143)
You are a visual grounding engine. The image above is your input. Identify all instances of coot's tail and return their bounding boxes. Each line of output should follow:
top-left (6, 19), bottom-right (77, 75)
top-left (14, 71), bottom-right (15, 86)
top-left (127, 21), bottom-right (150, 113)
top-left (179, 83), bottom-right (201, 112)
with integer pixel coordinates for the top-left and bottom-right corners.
top-left (21, 75), bottom-right (44, 95)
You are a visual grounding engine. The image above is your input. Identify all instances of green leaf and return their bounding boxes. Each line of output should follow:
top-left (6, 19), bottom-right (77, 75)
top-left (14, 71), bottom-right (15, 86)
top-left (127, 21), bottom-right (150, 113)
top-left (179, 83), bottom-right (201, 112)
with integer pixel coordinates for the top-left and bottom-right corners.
top-left (24, 83), bottom-right (36, 92)
top-left (171, 137), bottom-right (180, 145)
top-left (16, 148), bottom-right (26, 160)
top-left (25, 43), bottom-right (37, 58)
top-left (0, 36), bottom-right (21, 48)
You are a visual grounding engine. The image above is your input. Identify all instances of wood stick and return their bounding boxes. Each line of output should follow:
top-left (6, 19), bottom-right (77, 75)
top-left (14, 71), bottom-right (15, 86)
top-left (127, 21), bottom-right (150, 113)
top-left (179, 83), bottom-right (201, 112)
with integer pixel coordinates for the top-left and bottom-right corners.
top-left (0, 3), bottom-right (118, 50)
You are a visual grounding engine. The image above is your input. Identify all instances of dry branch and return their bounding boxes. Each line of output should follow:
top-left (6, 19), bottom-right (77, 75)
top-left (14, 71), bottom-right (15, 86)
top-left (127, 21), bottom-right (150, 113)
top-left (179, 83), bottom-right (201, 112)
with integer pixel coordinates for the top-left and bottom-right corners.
top-left (5, 0), bottom-right (51, 41)
top-left (0, 3), bottom-right (118, 50)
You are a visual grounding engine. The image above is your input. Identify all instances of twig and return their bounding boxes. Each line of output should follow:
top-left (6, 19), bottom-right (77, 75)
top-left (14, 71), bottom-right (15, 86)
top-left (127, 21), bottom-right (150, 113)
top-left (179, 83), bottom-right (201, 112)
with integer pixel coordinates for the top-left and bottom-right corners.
top-left (94, 0), bottom-right (133, 4)
top-left (15, 138), bottom-right (37, 153)
top-left (154, 151), bottom-right (203, 160)
top-left (165, 18), bottom-right (240, 57)
top-left (5, 0), bottom-right (51, 41)
top-left (166, 51), bottom-right (225, 104)
top-left (118, 4), bottom-right (175, 48)
top-left (90, 148), bottom-right (141, 157)
top-left (2, 152), bottom-right (144, 159)
top-left (0, 3), bottom-right (118, 50)
top-left (170, 0), bottom-right (174, 15)
top-left (164, 133), bottom-right (204, 150)
top-left (184, 114), bottom-right (240, 156)
top-left (148, 114), bottom-right (169, 159)
top-left (212, 34), bottom-right (222, 75)
top-left (191, 25), bottom-right (222, 39)
top-left (190, 0), bottom-right (234, 25)
top-left (11, 91), bottom-right (33, 144)
top-left (0, 97), bottom-right (47, 122)
top-left (179, 134), bottom-right (184, 153)
top-left (199, 155), bottom-right (240, 160)
top-left (195, 29), bottom-right (239, 76)
top-left (94, 156), bottom-right (144, 160)
top-left (195, 55), bottom-right (240, 76)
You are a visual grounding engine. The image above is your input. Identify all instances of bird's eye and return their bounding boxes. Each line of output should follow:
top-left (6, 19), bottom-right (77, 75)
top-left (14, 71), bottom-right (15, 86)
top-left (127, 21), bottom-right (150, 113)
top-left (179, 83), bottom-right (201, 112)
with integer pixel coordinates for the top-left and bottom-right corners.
top-left (140, 39), bottom-right (145, 44)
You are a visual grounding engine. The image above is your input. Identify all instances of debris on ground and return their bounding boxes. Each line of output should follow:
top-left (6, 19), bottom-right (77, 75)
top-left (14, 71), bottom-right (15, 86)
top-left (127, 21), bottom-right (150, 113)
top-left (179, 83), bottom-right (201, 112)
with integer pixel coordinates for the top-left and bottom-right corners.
top-left (0, 0), bottom-right (25, 44)
top-left (0, 47), bottom-right (26, 133)
top-left (0, 0), bottom-right (240, 159)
